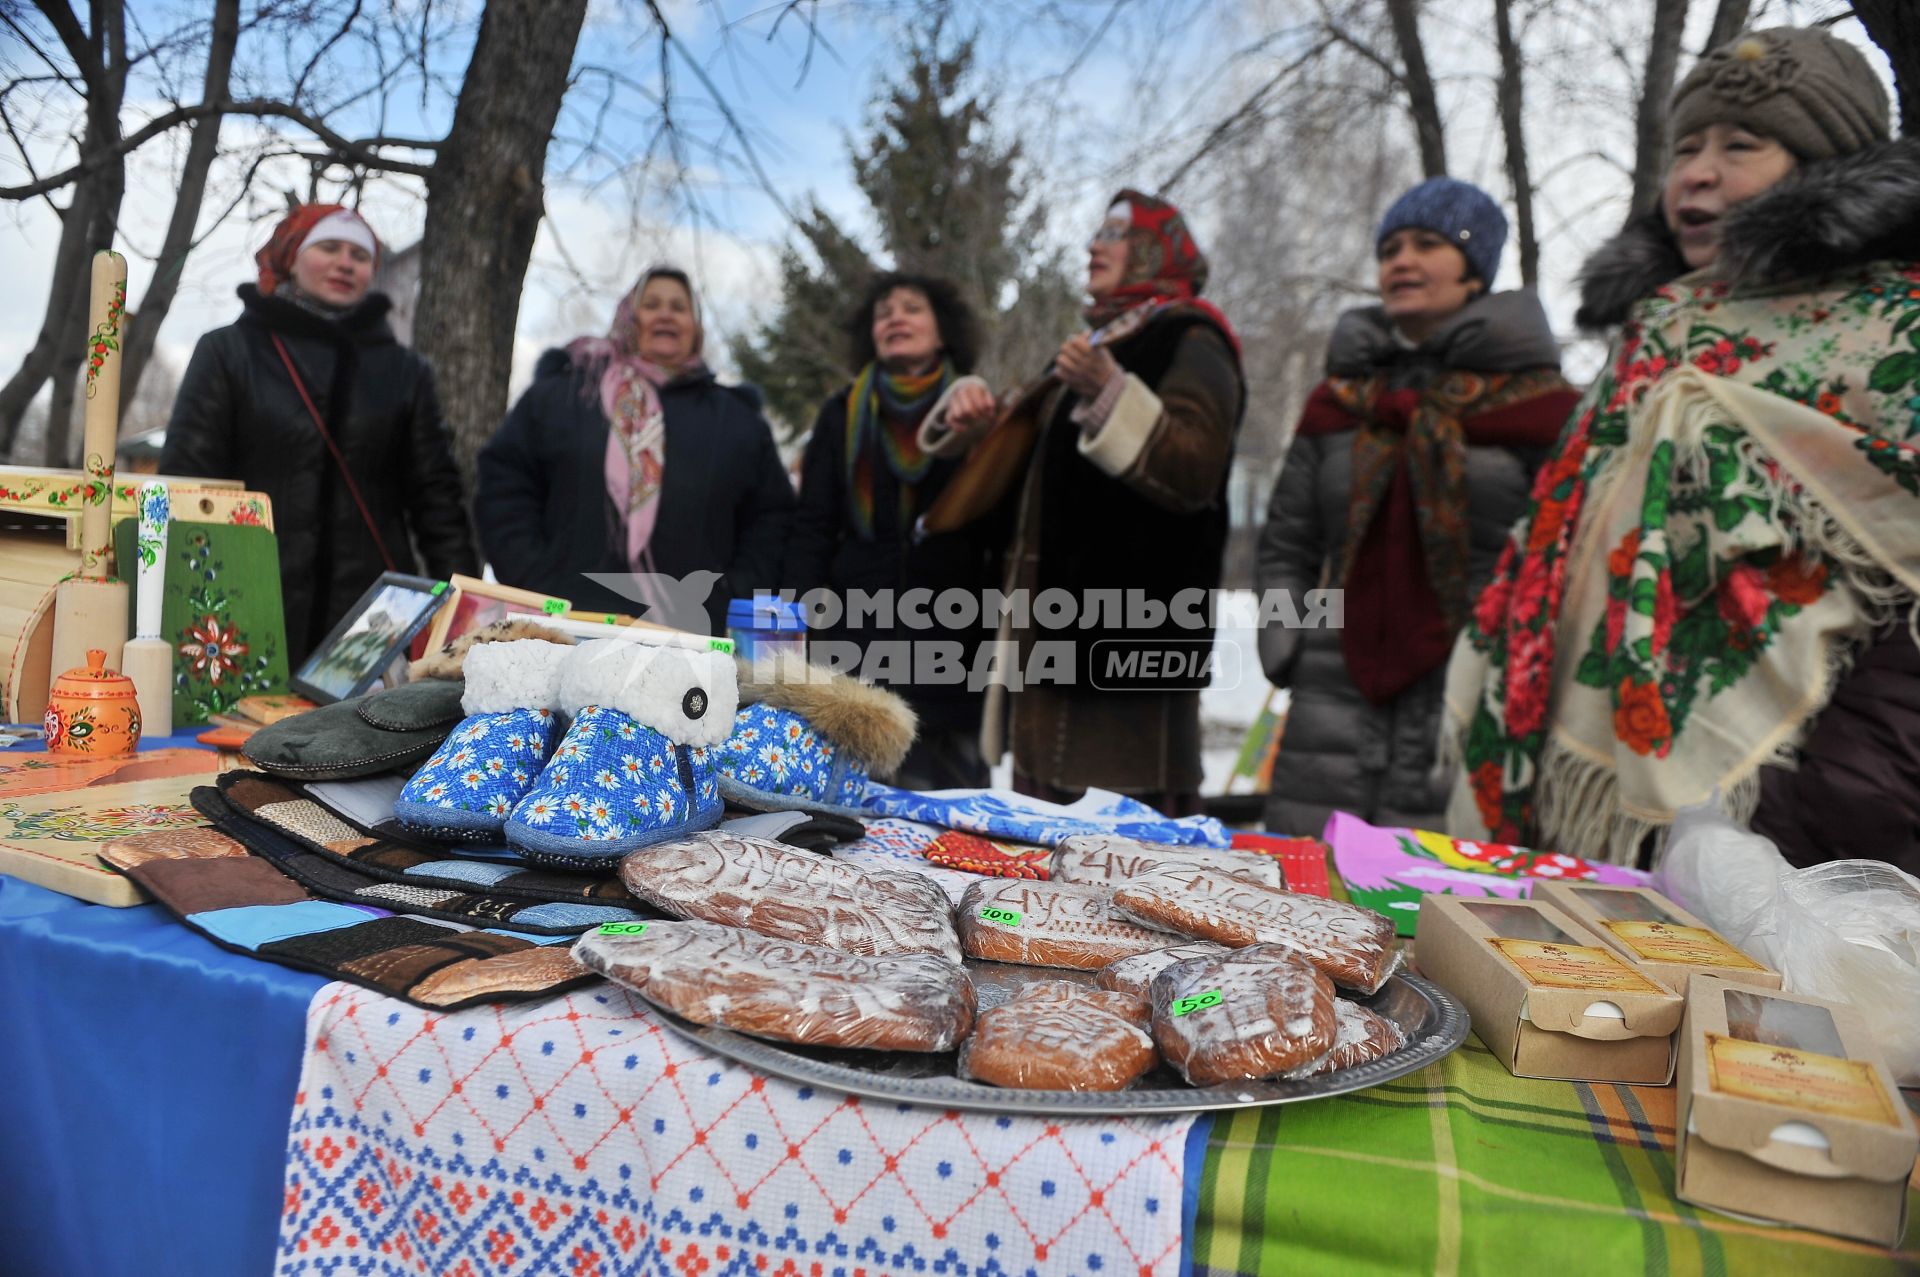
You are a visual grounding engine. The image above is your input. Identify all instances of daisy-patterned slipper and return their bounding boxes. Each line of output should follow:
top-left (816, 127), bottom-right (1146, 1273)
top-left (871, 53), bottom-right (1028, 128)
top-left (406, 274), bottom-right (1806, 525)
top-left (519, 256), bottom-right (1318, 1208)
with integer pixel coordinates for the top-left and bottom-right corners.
top-left (395, 640), bottom-right (568, 841)
top-left (504, 640), bottom-right (736, 868)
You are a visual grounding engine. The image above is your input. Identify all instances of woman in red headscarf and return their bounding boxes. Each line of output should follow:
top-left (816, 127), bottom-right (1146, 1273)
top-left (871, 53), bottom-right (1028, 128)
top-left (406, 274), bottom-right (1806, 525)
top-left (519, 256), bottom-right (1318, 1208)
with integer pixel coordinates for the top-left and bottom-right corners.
top-left (162, 204), bottom-right (478, 662)
top-left (935, 190), bottom-right (1245, 813)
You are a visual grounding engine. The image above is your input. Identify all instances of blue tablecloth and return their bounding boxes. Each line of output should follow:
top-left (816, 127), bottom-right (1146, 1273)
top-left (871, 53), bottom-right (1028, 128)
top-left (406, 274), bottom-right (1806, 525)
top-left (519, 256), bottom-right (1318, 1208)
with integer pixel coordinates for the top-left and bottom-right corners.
top-left (0, 877), bottom-right (325, 1277)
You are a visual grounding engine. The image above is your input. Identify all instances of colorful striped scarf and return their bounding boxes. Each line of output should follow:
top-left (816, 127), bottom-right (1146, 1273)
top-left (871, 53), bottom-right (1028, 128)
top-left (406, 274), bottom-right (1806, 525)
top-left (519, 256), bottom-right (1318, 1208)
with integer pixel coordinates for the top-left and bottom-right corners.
top-left (845, 359), bottom-right (954, 540)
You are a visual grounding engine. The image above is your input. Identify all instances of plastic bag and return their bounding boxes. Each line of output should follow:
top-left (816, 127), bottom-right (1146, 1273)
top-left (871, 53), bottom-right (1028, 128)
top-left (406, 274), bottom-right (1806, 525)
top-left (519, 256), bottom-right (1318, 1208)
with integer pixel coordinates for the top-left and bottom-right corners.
top-left (1773, 860), bottom-right (1920, 1085)
top-left (1654, 793), bottom-right (1787, 960)
top-left (1657, 793), bottom-right (1920, 1085)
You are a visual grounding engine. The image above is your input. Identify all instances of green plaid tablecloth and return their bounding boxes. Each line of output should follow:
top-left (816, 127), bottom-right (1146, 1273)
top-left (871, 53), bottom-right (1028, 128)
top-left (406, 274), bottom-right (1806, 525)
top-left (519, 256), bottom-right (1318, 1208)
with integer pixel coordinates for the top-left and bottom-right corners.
top-left (1193, 1035), bottom-right (1919, 1275)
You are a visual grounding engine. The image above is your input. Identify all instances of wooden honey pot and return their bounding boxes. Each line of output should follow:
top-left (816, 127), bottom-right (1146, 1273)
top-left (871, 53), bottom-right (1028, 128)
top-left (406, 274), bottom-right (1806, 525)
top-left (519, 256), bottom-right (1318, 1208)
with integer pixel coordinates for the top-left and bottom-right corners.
top-left (44, 648), bottom-right (143, 755)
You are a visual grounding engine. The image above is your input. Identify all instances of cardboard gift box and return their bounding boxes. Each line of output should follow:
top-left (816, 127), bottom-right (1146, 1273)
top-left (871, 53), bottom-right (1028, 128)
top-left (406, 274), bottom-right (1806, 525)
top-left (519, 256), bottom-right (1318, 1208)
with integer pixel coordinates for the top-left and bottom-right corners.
top-left (1414, 895), bottom-right (1684, 1084)
top-left (1676, 976), bottom-right (1917, 1247)
top-left (1531, 881), bottom-right (1782, 996)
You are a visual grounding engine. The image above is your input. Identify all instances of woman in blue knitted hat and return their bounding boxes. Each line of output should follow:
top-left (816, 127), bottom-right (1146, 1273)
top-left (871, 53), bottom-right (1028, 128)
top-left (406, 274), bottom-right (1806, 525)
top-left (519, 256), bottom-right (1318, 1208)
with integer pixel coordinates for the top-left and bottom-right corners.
top-left (1254, 176), bottom-right (1579, 837)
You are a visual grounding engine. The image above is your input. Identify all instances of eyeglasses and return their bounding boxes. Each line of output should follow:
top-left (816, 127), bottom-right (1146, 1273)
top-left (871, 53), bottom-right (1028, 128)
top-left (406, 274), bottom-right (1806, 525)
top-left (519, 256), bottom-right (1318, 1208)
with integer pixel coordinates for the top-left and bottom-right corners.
top-left (1089, 222), bottom-right (1130, 246)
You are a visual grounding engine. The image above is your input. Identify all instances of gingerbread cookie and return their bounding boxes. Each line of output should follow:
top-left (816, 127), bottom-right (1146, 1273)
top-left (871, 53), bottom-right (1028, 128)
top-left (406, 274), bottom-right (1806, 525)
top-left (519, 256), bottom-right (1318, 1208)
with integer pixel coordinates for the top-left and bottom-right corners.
top-left (1112, 869), bottom-right (1398, 992)
top-left (1148, 945), bottom-right (1337, 1085)
top-left (575, 919), bottom-right (974, 1052)
top-left (958, 878), bottom-right (1175, 970)
top-left (1051, 835), bottom-right (1283, 889)
top-left (959, 982), bottom-right (1156, 1090)
top-left (1309, 999), bottom-right (1408, 1075)
top-left (618, 830), bottom-right (960, 962)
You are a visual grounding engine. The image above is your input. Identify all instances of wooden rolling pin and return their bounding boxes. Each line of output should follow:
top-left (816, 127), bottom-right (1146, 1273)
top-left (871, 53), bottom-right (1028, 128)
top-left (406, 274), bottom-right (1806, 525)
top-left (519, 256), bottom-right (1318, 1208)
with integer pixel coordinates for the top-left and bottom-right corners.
top-left (121, 480), bottom-right (173, 737)
top-left (48, 250), bottom-right (132, 687)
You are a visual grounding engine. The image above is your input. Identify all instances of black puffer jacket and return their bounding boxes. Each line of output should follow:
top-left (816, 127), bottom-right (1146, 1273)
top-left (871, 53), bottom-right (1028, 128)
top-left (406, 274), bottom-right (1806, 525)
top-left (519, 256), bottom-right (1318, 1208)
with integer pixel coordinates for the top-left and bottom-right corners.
top-left (1257, 292), bottom-right (1564, 836)
top-left (161, 286), bottom-right (479, 663)
top-left (475, 349), bottom-right (795, 632)
top-left (784, 387), bottom-right (1004, 732)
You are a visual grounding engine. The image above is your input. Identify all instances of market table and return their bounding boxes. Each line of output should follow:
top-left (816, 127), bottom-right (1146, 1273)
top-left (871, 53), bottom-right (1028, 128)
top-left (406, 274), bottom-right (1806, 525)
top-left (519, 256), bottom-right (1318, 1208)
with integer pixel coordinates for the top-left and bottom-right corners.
top-left (1, 789), bottom-right (1916, 1274)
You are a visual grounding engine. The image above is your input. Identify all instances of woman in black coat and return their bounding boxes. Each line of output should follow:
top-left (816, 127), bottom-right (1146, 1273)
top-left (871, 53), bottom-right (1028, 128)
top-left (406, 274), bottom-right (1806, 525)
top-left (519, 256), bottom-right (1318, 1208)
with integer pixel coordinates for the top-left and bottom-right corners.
top-left (476, 266), bottom-right (793, 633)
top-left (784, 272), bottom-right (1002, 789)
top-left (161, 204), bottom-right (479, 663)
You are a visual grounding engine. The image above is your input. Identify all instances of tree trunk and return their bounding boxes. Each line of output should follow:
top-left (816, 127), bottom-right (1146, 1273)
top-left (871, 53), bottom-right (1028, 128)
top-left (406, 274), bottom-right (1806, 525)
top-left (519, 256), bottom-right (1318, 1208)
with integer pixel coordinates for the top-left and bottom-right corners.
top-left (1630, 0), bottom-right (1692, 214)
top-left (1856, 0), bottom-right (1920, 135)
top-left (1384, 0), bottom-right (1447, 177)
top-left (1704, 0), bottom-right (1752, 52)
top-left (45, 0), bottom-right (129, 467)
top-left (411, 0), bottom-right (587, 503)
top-left (0, 185), bottom-right (96, 460)
top-left (1492, 0), bottom-right (1537, 287)
top-left (118, 0), bottom-right (239, 414)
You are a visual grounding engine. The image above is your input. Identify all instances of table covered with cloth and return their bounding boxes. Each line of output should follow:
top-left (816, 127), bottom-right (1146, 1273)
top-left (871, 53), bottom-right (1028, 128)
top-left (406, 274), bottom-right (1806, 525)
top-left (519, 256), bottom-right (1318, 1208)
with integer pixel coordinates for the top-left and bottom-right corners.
top-left (1194, 1035), bottom-right (1920, 1275)
top-left (2, 859), bottom-right (1917, 1274)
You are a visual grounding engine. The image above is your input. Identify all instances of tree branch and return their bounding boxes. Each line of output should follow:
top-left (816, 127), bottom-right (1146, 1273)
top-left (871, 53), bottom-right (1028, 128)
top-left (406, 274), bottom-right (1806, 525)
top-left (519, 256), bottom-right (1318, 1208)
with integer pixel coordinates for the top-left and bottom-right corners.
top-left (0, 96), bottom-right (439, 198)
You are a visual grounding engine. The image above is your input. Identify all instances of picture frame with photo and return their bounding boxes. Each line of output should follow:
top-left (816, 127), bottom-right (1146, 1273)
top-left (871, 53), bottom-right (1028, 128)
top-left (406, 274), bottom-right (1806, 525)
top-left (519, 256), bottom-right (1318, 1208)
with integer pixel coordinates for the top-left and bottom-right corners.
top-left (292, 573), bottom-right (446, 703)
top-left (418, 573), bottom-right (571, 656)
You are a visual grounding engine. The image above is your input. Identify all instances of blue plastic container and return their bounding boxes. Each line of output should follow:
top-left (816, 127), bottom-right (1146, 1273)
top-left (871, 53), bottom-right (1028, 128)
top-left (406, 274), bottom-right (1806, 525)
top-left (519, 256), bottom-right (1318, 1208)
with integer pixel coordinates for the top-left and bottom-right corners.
top-left (725, 597), bottom-right (808, 666)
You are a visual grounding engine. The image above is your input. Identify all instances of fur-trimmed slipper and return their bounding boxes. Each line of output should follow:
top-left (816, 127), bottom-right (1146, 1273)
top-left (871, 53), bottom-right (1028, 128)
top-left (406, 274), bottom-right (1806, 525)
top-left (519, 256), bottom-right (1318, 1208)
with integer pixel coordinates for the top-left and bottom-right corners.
top-left (715, 657), bottom-right (917, 817)
top-left (504, 639), bottom-right (737, 868)
top-left (407, 617), bottom-right (574, 682)
top-left (394, 639), bottom-right (571, 841)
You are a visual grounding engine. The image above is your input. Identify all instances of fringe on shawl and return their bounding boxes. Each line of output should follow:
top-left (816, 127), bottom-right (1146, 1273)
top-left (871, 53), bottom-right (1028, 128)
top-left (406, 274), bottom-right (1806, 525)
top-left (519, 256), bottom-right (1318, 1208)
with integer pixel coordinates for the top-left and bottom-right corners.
top-left (1520, 431), bottom-right (1913, 868)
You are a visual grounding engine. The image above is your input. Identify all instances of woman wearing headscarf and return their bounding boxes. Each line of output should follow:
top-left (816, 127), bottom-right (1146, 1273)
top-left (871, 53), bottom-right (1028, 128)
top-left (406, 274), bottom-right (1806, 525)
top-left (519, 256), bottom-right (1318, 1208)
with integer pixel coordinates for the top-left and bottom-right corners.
top-left (1446, 27), bottom-right (1920, 873)
top-left (783, 271), bottom-right (1000, 788)
top-left (1255, 179), bottom-right (1578, 836)
top-left (161, 204), bottom-right (478, 663)
top-left (935, 190), bottom-right (1245, 814)
top-left (477, 266), bottom-right (795, 632)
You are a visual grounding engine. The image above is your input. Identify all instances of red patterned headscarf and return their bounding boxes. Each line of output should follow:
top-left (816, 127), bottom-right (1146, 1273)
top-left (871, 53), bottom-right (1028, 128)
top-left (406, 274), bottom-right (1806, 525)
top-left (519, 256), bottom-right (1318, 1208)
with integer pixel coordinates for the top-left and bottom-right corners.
top-left (1085, 189), bottom-right (1212, 328)
top-left (254, 204), bottom-right (380, 295)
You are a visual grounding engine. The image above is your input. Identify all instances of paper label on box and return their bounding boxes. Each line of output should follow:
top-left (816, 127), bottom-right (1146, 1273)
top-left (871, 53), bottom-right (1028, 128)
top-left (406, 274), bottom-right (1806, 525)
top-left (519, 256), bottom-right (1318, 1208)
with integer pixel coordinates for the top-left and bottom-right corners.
top-left (1487, 937), bottom-right (1667, 993)
top-left (1705, 1033), bottom-right (1899, 1126)
top-left (1600, 920), bottom-right (1766, 970)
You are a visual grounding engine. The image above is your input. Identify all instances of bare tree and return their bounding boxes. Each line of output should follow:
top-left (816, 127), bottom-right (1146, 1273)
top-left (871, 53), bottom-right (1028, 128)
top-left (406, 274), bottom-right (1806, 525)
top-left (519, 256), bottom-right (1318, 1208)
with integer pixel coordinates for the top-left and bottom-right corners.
top-left (411, 0), bottom-right (588, 491)
top-left (1855, 0), bottom-right (1920, 135)
top-left (1385, 0), bottom-right (1448, 178)
top-left (1630, 0), bottom-right (1693, 213)
top-left (0, 0), bottom-right (129, 463)
top-left (1704, 0), bottom-right (1753, 50)
top-left (115, 0), bottom-right (240, 412)
top-left (1493, 0), bottom-right (1539, 286)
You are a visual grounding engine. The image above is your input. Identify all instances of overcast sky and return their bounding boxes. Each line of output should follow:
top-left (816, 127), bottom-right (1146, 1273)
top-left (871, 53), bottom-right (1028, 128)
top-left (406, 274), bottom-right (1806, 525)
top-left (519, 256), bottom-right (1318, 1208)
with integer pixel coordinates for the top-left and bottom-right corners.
top-left (0, 0), bottom-right (1891, 433)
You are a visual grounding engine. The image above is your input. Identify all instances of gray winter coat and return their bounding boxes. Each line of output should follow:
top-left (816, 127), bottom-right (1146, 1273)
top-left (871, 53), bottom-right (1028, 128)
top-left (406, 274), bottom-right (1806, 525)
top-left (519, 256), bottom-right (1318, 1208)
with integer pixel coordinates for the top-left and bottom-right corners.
top-left (1256, 292), bottom-right (1566, 836)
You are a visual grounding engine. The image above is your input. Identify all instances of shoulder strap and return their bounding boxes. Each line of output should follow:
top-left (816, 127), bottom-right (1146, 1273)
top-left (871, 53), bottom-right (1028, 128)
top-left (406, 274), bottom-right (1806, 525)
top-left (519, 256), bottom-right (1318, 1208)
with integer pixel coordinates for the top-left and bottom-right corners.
top-left (270, 333), bottom-right (398, 571)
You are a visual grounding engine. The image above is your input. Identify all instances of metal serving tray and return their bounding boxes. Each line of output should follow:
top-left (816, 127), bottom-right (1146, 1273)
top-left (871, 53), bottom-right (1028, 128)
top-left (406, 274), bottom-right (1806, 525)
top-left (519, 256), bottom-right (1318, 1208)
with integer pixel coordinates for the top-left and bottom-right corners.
top-left (639, 960), bottom-right (1470, 1116)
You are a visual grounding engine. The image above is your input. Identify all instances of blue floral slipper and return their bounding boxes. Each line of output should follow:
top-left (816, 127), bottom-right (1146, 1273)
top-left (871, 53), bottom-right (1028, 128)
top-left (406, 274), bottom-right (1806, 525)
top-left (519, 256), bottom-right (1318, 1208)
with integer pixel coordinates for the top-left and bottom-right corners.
top-left (717, 657), bottom-right (917, 817)
top-left (394, 638), bottom-right (571, 840)
top-left (505, 640), bottom-right (737, 869)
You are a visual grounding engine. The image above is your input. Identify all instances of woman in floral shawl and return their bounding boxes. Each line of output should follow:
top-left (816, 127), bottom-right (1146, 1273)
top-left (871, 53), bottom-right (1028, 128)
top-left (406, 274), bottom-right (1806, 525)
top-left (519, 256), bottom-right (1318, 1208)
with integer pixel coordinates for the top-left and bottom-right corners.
top-left (1447, 27), bottom-right (1920, 872)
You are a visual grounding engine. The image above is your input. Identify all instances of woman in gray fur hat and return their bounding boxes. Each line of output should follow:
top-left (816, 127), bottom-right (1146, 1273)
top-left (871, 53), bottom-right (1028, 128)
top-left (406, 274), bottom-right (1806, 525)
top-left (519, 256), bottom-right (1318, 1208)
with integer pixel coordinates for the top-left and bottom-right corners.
top-left (1445, 26), bottom-right (1920, 875)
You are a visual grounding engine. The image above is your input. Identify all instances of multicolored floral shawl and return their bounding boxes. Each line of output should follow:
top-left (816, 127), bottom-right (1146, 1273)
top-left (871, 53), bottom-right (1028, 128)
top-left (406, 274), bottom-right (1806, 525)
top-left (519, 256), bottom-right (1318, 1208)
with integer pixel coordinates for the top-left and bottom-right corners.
top-left (1297, 369), bottom-right (1576, 705)
top-left (1445, 261), bottom-right (1920, 863)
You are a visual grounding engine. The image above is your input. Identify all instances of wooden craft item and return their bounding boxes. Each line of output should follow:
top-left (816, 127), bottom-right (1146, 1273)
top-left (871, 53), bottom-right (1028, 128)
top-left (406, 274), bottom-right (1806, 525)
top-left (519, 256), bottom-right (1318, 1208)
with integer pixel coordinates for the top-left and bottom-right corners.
top-left (2, 472), bottom-right (268, 725)
top-left (110, 519), bottom-right (291, 726)
top-left (48, 250), bottom-right (131, 684)
top-left (420, 573), bottom-right (572, 655)
top-left (44, 649), bottom-right (142, 755)
top-left (120, 480), bottom-right (173, 737)
top-left (0, 747), bottom-right (218, 800)
top-left (0, 770), bottom-right (219, 906)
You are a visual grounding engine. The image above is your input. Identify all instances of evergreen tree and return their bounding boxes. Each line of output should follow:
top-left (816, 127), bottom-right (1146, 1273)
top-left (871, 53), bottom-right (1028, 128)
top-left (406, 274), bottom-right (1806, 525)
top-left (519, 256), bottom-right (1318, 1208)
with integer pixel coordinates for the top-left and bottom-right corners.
top-left (732, 29), bottom-right (1079, 437)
